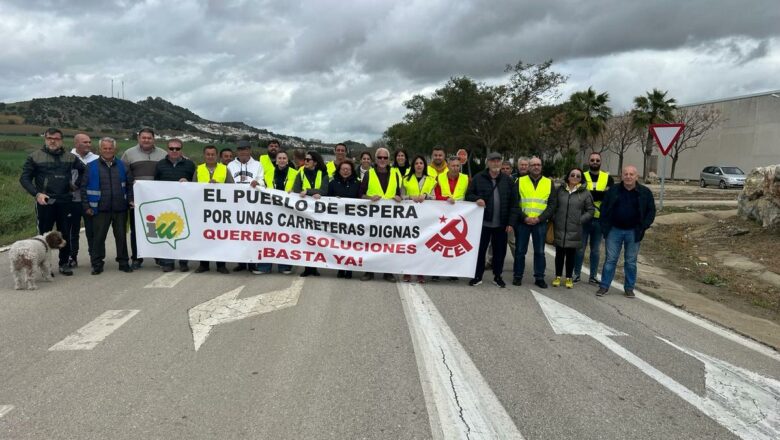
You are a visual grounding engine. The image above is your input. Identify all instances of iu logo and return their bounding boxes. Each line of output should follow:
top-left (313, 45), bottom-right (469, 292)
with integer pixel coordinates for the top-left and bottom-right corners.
top-left (425, 215), bottom-right (472, 258)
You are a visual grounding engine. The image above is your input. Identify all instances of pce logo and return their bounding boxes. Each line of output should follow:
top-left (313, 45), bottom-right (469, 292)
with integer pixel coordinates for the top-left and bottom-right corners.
top-left (425, 215), bottom-right (472, 258)
top-left (138, 198), bottom-right (191, 249)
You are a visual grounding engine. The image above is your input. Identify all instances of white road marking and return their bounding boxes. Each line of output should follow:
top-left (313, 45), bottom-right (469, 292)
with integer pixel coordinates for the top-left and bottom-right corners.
top-left (532, 290), bottom-right (780, 440)
top-left (0, 405), bottom-right (13, 418)
top-left (49, 310), bottom-right (140, 351)
top-left (543, 245), bottom-right (780, 362)
top-left (399, 282), bottom-right (524, 440)
top-left (144, 271), bottom-right (191, 288)
top-left (188, 279), bottom-right (305, 351)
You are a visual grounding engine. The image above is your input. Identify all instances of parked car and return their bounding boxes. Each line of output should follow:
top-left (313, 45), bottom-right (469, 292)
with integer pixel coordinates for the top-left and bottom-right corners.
top-left (699, 166), bottom-right (745, 189)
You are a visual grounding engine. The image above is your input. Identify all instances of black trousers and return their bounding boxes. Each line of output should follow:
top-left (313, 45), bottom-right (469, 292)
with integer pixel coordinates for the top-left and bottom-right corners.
top-left (129, 207), bottom-right (142, 263)
top-left (90, 211), bottom-right (129, 267)
top-left (554, 246), bottom-right (577, 278)
top-left (36, 202), bottom-right (71, 267)
top-left (475, 226), bottom-right (508, 279)
top-left (199, 261), bottom-right (226, 269)
top-left (68, 202), bottom-right (93, 259)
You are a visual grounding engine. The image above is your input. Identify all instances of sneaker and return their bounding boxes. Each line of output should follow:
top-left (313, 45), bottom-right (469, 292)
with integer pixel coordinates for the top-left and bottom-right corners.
top-left (383, 273), bottom-right (395, 282)
top-left (58, 266), bottom-right (73, 276)
top-left (252, 268), bottom-right (270, 275)
top-left (468, 278), bottom-right (482, 286)
top-left (493, 277), bottom-right (506, 288)
top-left (416, 275), bottom-right (425, 284)
top-left (512, 277), bottom-right (522, 286)
top-left (118, 264), bottom-right (133, 273)
top-left (565, 278), bottom-right (573, 289)
top-left (402, 274), bottom-right (412, 282)
top-left (195, 266), bottom-right (209, 274)
top-left (131, 260), bottom-right (143, 270)
top-left (551, 276), bottom-right (561, 287)
top-left (588, 277), bottom-right (599, 285)
top-left (361, 273), bottom-right (374, 281)
top-left (534, 279), bottom-right (548, 289)
top-left (281, 269), bottom-right (293, 275)
top-left (162, 265), bottom-right (174, 273)
top-left (596, 287), bottom-right (609, 297)
top-left (67, 256), bottom-right (78, 268)
top-left (217, 267), bottom-right (230, 274)
top-left (572, 275), bottom-right (580, 283)
top-left (624, 289), bottom-right (636, 298)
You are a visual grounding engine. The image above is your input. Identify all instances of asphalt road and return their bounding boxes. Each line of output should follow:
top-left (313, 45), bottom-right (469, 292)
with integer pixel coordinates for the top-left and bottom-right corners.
top-left (1, 233), bottom-right (778, 439)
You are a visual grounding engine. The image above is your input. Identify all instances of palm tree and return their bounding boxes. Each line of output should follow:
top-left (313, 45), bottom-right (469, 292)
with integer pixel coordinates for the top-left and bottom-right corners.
top-left (567, 87), bottom-right (612, 162)
top-left (631, 89), bottom-right (677, 181)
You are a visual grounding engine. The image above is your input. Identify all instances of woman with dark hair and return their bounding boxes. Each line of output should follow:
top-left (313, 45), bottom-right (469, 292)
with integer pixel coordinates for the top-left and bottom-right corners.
top-left (400, 155), bottom-right (437, 283)
top-left (327, 160), bottom-right (360, 279)
top-left (256, 150), bottom-right (298, 274)
top-left (550, 167), bottom-right (594, 288)
top-left (358, 151), bottom-right (372, 181)
top-left (392, 149), bottom-right (410, 179)
top-left (292, 150), bottom-right (329, 277)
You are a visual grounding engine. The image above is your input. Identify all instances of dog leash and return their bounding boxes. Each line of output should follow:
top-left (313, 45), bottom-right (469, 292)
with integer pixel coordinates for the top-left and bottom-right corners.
top-left (32, 237), bottom-right (50, 249)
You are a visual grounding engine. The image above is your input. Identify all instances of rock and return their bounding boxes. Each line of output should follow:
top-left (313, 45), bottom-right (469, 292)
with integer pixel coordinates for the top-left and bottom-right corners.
top-left (737, 164), bottom-right (780, 228)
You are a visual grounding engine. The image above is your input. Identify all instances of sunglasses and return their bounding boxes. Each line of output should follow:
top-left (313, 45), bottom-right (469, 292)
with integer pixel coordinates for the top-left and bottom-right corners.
top-left (168, 147), bottom-right (182, 151)
top-left (376, 156), bottom-right (389, 159)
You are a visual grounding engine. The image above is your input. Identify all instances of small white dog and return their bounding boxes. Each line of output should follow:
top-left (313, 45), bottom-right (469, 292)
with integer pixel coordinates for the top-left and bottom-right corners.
top-left (9, 231), bottom-right (67, 290)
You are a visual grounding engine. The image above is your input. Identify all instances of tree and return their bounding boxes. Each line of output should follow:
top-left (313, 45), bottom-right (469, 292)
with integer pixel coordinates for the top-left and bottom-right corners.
top-left (504, 60), bottom-right (568, 111)
top-left (631, 89), bottom-right (677, 181)
top-left (669, 105), bottom-right (723, 179)
top-left (596, 112), bottom-right (642, 173)
top-left (566, 87), bottom-right (612, 161)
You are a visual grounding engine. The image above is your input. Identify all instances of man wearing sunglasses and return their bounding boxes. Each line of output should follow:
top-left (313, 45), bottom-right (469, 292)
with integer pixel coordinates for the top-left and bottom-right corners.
top-left (154, 139), bottom-right (196, 273)
top-left (360, 147), bottom-right (401, 282)
top-left (574, 152), bottom-right (614, 284)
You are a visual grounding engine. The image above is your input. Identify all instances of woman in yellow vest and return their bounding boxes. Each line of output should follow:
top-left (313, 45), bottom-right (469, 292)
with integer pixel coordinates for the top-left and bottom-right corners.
top-left (292, 151), bottom-right (329, 277)
top-left (193, 145), bottom-right (233, 274)
top-left (400, 155), bottom-right (437, 283)
top-left (263, 150), bottom-right (298, 193)
top-left (392, 148), bottom-right (411, 180)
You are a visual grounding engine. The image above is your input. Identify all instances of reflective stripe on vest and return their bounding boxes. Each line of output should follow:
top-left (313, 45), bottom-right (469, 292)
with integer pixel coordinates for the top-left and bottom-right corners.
top-left (299, 168), bottom-right (323, 190)
top-left (265, 167), bottom-right (298, 192)
top-left (518, 175), bottom-right (552, 217)
top-left (437, 173), bottom-right (469, 200)
top-left (196, 163), bottom-right (228, 183)
top-left (86, 159), bottom-right (127, 209)
top-left (584, 170), bottom-right (609, 219)
top-left (403, 175), bottom-right (437, 197)
top-left (366, 168), bottom-right (399, 199)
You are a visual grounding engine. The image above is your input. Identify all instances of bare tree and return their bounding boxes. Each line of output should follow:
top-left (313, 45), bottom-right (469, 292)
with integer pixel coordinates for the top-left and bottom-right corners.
top-left (597, 112), bottom-right (642, 173)
top-left (669, 105), bottom-right (723, 179)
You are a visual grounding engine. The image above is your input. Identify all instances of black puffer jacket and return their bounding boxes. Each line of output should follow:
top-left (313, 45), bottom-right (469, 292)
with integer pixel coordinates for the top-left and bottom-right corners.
top-left (154, 156), bottom-right (196, 182)
top-left (327, 174), bottom-right (361, 199)
top-left (20, 146), bottom-right (85, 204)
top-left (465, 170), bottom-right (518, 227)
top-left (550, 184), bottom-right (594, 248)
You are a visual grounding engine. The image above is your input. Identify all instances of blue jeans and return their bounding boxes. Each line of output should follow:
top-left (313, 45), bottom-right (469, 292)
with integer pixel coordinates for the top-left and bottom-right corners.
top-left (255, 263), bottom-right (292, 273)
top-left (513, 221), bottom-right (547, 281)
top-left (600, 228), bottom-right (640, 290)
top-left (574, 217), bottom-right (603, 278)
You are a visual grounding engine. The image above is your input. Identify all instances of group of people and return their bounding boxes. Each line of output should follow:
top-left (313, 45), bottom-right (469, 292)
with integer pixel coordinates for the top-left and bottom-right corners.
top-left (20, 127), bottom-right (655, 297)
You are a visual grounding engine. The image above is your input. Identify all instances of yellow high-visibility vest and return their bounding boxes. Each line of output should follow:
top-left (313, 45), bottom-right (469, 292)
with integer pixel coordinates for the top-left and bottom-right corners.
top-left (264, 167), bottom-right (298, 192)
top-left (326, 161), bottom-right (337, 178)
top-left (259, 154), bottom-right (274, 176)
top-left (427, 164), bottom-right (448, 178)
top-left (299, 168), bottom-right (323, 190)
top-left (583, 170), bottom-right (609, 219)
top-left (392, 166), bottom-right (411, 181)
top-left (437, 173), bottom-right (469, 201)
top-left (403, 175), bottom-right (437, 197)
top-left (365, 168), bottom-right (399, 199)
top-left (196, 163), bottom-right (228, 183)
top-left (518, 175), bottom-right (552, 217)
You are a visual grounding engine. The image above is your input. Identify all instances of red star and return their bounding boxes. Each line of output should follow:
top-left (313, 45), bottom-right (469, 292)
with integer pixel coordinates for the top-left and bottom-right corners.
top-left (439, 215), bottom-right (448, 223)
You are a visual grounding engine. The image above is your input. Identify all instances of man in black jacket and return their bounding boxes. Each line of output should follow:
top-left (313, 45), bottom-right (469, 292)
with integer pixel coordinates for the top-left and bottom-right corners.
top-left (19, 128), bottom-right (85, 275)
top-left (154, 138), bottom-right (196, 272)
top-left (596, 165), bottom-right (655, 298)
top-left (465, 152), bottom-right (518, 288)
top-left (81, 137), bottom-right (134, 275)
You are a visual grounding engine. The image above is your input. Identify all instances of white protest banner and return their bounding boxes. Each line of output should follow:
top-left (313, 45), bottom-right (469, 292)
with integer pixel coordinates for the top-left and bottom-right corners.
top-left (134, 181), bottom-right (484, 277)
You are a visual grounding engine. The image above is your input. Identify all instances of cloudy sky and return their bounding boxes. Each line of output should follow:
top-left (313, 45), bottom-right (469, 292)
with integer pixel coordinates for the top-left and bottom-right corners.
top-left (1, 0), bottom-right (778, 144)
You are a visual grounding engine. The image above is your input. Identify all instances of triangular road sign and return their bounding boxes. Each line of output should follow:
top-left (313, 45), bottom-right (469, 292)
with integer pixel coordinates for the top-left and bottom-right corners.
top-left (649, 123), bottom-right (685, 156)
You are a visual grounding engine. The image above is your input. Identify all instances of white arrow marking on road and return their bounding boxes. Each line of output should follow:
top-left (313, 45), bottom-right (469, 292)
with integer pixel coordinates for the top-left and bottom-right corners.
top-left (531, 290), bottom-right (780, 440)
top-left (188, 279), bottom-right (305, 351)
top-left (144, 272), bottom-right (191, 288)
top-left (0, 405), bottom-right (13, 418)
top-left (49, 310), bottom-right (140, 351)
top-left (399, 282), bottom-right (525, 440)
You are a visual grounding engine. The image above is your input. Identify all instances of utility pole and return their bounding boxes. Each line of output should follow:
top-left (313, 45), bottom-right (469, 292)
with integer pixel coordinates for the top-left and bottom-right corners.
top-left (111, 79), bottom-right (114, 98)
top-left (121, 81), bottom-right (125, 99)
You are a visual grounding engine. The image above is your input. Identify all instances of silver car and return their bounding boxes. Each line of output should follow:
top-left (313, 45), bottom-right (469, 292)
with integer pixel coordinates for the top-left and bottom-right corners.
top-left (699, 166), bottom-right (745, 189)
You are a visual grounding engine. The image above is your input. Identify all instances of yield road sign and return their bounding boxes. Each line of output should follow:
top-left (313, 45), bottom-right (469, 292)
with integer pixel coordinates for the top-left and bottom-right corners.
top-left (649, 123), bottom-right (685, 156)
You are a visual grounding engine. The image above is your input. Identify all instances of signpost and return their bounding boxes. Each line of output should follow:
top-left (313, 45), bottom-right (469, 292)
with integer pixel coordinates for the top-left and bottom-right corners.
top-left (649, 123), bottom-right (685, 210)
